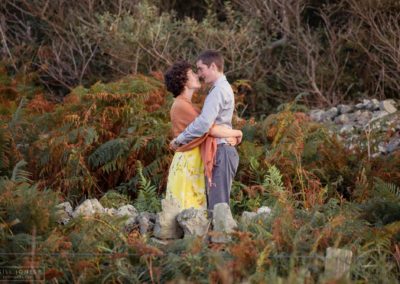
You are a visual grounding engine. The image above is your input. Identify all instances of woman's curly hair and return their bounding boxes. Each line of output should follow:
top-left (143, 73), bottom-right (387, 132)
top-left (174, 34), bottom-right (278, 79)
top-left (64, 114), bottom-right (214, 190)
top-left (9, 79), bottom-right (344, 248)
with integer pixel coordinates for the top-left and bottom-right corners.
top-left (164, 61), bottom-right (191, 97)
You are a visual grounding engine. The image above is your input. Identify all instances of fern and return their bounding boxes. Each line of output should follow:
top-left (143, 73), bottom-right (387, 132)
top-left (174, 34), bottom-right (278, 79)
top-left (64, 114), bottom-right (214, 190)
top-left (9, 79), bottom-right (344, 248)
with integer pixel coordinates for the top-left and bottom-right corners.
top-left (0, 125), bottom-right (11, 172)
top-left (133, 162), bottom-right (161, 213)
top-left (373, 178), bottom-right (400, 201)
top-left (263, 165), bottom-right (285, 192)
top-left (8, 96), bottom-right (27, 135)
top-left (360, 178), bottom-right (400, 226)
top-left (88, 138), bottom-right (129, 168)
top-left (11, 160), bottom-right (32, 183)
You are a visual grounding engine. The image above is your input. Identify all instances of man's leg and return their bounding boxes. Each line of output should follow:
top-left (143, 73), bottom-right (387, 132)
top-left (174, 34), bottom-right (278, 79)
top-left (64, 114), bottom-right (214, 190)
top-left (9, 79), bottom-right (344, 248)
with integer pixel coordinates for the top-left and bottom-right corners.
top-left (207, 144), bottom-right (239, 213)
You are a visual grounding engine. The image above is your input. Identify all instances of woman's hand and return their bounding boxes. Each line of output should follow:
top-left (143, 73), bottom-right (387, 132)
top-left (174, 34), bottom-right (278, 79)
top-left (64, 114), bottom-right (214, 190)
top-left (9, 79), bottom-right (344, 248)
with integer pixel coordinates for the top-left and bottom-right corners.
top-left (226, 131), bottom-right (242, 146)
top-left (226, 137), bottom-right (238, 146)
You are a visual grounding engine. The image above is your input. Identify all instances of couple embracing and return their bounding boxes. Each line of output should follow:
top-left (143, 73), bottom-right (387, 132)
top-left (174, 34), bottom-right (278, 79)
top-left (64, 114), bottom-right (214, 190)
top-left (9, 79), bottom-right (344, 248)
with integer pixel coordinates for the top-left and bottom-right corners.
top-left (164, 50), bottom-right (242, 216)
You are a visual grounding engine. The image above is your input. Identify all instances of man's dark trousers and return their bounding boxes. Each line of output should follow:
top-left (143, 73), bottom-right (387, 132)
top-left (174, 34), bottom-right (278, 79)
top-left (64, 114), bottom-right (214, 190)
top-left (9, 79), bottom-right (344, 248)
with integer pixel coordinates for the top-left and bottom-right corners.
top-left (206, 144), bottom-right (239, 212)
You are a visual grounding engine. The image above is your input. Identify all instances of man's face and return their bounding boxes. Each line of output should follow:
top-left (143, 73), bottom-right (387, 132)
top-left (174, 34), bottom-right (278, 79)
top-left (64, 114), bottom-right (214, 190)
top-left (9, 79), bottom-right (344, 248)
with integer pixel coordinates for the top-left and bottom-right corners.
top-left (185, 69), bottom-right (201, 90)
top-left (196, 60), bottom-right (213, 84)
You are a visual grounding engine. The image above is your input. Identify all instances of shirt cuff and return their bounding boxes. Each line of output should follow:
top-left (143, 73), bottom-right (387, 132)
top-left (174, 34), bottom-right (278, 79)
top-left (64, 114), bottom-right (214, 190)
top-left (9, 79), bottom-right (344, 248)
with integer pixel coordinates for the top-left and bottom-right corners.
top-left (175, 134), bottom-right (184, 145)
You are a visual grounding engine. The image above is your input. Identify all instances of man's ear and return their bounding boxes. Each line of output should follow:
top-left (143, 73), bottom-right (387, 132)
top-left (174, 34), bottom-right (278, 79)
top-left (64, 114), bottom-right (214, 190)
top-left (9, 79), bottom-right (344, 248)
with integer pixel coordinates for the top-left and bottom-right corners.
top-left (210, 62), bottom-right (217, 71)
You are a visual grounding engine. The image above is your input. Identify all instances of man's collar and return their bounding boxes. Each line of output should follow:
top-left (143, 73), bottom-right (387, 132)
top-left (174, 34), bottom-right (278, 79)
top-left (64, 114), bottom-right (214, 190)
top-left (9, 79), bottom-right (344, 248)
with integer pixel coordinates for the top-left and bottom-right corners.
top-left (212, 74), bottom-right (226, 87)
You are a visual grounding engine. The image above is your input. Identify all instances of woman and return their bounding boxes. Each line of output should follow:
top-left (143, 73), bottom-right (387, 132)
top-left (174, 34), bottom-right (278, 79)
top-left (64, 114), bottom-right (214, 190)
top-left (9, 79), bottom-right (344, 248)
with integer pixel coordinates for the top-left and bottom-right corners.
top-left (164, 61), bottom-right (242, 210)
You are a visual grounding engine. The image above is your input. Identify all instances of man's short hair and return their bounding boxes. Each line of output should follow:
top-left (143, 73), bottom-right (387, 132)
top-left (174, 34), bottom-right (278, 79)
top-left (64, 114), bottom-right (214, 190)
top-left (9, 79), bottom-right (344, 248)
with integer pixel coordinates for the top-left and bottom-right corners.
top-left (164, 61), bottom-right (191, 97)
top-left (197, 50), bottom-right (224, 72)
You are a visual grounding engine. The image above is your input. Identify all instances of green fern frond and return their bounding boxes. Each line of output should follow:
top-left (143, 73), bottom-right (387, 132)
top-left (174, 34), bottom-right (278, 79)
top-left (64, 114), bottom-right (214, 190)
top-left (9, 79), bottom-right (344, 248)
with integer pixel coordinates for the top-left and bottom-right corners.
top-left (263, 165), bottom-right (285, 192)
top-left (373, 178), bottom-right (400, 201)
top-left (133, 162), bottom-right (161, 213)
top-left (88, 138), bottom-right (129, 168)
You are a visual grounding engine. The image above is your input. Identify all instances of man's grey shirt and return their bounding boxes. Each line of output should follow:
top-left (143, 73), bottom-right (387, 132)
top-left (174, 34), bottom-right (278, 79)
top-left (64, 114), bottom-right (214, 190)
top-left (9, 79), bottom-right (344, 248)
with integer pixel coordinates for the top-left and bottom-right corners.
top-left (175, 75), bottom-right (234, 145)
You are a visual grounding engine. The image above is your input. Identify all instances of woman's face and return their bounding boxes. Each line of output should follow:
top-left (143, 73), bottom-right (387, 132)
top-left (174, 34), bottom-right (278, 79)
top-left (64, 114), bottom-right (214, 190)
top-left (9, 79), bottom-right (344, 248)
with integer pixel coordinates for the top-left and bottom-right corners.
top-left (185, 69), bottom-right (201, 90)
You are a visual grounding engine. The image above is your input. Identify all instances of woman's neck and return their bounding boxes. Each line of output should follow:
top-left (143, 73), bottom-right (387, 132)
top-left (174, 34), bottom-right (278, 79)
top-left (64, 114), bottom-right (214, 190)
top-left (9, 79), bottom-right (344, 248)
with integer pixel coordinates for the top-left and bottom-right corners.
top-left (179, 88), bottom-right (194, 102)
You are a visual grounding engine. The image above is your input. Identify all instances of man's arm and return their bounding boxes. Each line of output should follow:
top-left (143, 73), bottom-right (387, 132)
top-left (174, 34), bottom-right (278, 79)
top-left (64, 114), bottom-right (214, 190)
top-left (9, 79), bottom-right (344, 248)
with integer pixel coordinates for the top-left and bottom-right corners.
top-left (175, 89), bottom-right (223, 145)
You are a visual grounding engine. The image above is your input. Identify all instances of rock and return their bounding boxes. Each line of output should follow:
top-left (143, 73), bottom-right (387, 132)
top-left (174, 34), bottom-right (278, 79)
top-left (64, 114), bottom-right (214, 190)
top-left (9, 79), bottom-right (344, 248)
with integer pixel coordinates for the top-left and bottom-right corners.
top-left (116, 205), bottom-right (138, 218)
top-left (177, 208), bottom-right (210, 238)
top-left (372, 110), bottom-right (389, 120)
top-left (337, 104), bottom-right (353, 114)
top-left (379, 100), bottom-right (397, 114)
top-left (334, 114), bottom-right (350, 124)
top-left (339, 125), bottom-right (354, 134)
top-left (322, 107), bottom-right (338, 122)
top-left (378, 142), bottom-right (387, 154)
top-left (355, 111), bottom-right (372, 126)
top-left (55, 202), bottom-right (73, 225)
top-left (72, 199), bottom-right (104, 218)
top-left (137, 212), bottom-right (156, 236)
top-left (257, 206), bottom-right (272, 215)
top-left (386, 135), bottom-right (400, 153)
top-left (211, 203), bottom-right (237, 243)
top-left (104, 208), bottom-right (117, 216)
top-left (366, 99), bottom-right (380, 111)
top-left (153, 198), bottom-right (183, 239)
top-left (309, 109), bottom-right (325, 122)
top-left (116, 205), bottom-right (139, 231)
top-left (240, 211), bottom-right (258, 225)
top-left (324, 248), bottom-right (352, 280)
top-left (240, 207), bottom-right (272, 228)
top-left (355, 102), bottom-right (364, 109)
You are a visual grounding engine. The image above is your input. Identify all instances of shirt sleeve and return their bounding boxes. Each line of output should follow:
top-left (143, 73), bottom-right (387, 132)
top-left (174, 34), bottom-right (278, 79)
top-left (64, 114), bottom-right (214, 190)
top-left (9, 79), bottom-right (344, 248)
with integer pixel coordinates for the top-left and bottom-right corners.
top-left (175, 88), bottom-right (223, 145)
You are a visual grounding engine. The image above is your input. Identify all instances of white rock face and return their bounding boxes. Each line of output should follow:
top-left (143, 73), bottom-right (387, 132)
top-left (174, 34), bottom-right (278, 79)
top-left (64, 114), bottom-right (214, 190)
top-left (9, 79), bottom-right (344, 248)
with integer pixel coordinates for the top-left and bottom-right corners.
top-left (153, 198), bottom-right (183, 239)
top-left (56, 202), bottom-right (73, 225)
top-left (137, 212), bottom-right (156, 235)
top-left (257, 206), bottom-right (272, 215)
top-left (115, 205), bottom-right (139, 231)
top-left (211, 203), bottom-right (237, 243)
top-left (72, 199), bottom-right (104, 218)
top-left (177, 208), bottom-right (210, 238)
top-left (379, 100), bottom-right (397, 114)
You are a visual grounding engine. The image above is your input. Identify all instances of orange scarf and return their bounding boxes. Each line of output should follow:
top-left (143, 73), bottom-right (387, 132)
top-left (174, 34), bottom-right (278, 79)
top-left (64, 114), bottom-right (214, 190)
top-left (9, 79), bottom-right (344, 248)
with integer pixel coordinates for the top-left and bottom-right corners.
top-left (170, 96), bottom-right (217, 185)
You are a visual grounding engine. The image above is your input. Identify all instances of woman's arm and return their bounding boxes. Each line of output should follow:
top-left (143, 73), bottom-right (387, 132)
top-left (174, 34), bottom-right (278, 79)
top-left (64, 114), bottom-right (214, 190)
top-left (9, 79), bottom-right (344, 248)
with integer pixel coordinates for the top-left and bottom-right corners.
top-left (209, 125), bottom-right (242, 138)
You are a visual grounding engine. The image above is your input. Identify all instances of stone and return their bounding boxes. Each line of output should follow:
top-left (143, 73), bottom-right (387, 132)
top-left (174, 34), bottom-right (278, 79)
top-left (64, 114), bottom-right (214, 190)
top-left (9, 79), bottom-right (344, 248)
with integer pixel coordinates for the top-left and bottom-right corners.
top-left (309, 109), bottom-right (325, 122)
top-left (137, 212), bottom-right (156, 235)
top-left (240, 211), bottom-right (258, 225)
top-left (339, 125), bottom-right (354, 134)
top-left (115, 205), bottom-right (139, 231)
top-left (153, 198), bottom-right (183, 239)
top-left (386, 135), bottom-right (400, 153)
top-left (337, 104), bottom-right (353, 114)
top-left (334, 114), bottom-right (350, 124)
top-left (211, 203), bottom-right (237, 243)
top-left (72, 199), bottom-right (104, 218)
top-left (55, 202), bottom-right (73, 225)
top-left (257, 206), bottom-right (272, 215)
top-left (322, 107), bottom-right (338, 122)
top-left (324, 247), bottom-right (352, 280)
top-left (355, 111), bottom-right (372, 126)
top-left (378, 142), bottom-right (387, 154)
top-left (104, 208), bottom-right (117, 216)
top-left (355, 102), bottom-right (364, 109)
top-left (379, 100), bottom-right (397, 114)
top-left (372, 110), bottom-right (389, 120)
top-left (177, 208), bottom-right (210, 238)
top-left (366, 99), bottom-right (380, 111)
top-left (116, 205), bottom-right (138, 218)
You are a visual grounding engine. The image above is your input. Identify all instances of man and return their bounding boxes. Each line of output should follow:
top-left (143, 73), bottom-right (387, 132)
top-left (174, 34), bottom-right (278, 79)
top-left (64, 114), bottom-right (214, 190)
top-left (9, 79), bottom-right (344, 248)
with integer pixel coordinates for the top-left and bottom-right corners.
top-left (170, 50), bottom-right (240, 213)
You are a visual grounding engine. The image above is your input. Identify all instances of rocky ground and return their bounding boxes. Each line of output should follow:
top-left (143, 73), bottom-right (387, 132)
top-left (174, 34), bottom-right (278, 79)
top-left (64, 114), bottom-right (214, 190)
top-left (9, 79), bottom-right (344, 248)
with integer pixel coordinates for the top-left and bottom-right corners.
top-left (309, 99), bottom-right (400, 157)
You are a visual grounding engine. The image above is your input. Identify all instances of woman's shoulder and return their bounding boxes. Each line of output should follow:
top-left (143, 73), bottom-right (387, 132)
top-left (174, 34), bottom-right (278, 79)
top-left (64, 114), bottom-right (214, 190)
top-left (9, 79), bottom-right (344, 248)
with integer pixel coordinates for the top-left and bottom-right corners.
top-left (171, 98), bottom-right (199, 115)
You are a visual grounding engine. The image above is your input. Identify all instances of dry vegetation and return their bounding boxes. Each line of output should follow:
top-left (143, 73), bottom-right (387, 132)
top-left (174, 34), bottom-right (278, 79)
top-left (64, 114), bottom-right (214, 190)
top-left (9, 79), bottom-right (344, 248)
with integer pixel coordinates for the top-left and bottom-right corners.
top-left (1, 0), bottom-right (400, 282)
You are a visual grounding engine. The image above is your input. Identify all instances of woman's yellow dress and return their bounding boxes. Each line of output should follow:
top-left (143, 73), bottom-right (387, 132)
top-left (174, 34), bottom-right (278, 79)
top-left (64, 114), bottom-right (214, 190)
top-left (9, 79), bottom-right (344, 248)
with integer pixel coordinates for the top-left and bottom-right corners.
top-left (166, 146), bottom-right (207, 210)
